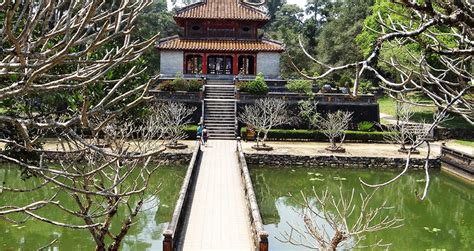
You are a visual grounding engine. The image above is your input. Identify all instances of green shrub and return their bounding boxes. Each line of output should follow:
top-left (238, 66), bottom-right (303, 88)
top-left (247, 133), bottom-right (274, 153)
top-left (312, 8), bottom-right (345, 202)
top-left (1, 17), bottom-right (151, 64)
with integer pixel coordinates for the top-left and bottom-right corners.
top-left (158, 79), bottom-right (203, 92)
top-left (338, 74), bottom-right (352, 87)
top-left (244, 72), bottom-right (268, 95)
top-left (286, 80), bottom-right (313, 94)
top-left (236, 81), bottom-right (249, 91)
top-left (183, 125), bottom-right (198, 139)
top-left (172, 77), bottom-right (188, 91)
top-left (187, 79), bottom-right (203, 92)
top-left (357, 121), bottom-right (375, 132)
top-left (157, 80), bottom-right (174, 91)
top-left (359, 80), bottom-right (373, 94)
top-left (240, 127), bottom-right (394, 142)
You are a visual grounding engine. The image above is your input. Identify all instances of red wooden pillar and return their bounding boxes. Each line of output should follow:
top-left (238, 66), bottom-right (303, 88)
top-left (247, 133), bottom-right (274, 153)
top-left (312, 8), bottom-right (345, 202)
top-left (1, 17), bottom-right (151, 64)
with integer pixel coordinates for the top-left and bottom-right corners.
top-left (202, 53), bottom-right (207, 75)
top-left (253, 54), bottom-right (257, 75)
top-left (232, 53), bottom-right (238, 75)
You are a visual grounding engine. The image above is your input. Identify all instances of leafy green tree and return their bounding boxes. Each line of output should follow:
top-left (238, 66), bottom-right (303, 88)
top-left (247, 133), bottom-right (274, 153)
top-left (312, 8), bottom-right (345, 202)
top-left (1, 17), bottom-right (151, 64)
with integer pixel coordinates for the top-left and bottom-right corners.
top-left (303, 0), bottom-right (338, 50)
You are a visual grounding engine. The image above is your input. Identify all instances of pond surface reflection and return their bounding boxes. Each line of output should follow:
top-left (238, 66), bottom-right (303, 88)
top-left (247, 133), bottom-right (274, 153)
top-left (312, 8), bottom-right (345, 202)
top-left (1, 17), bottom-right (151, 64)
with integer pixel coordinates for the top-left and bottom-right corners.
top-left (0, 165), bottom-right (186, 250)
top-left (251, 167), bottom-right (474, 250)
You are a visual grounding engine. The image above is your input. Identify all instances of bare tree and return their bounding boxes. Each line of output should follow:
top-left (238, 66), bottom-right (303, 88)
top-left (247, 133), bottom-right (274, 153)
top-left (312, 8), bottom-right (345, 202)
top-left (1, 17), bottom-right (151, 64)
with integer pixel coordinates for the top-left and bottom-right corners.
top-left (278, 187), bottom-right (403, 250)
top-left (290, 0), bottom-right (473, 125)
top-left (299, 101), bottom-right (353, 152)
top-left (0, 115), bottom-right (167, 250)
top-left (0, 0), bottom-right (158, 152)
top-left (153, 101), bottom-right (196, 148)
top-left (319, 111), bottom-right (353, 152)
top-left (0, 1), bottom-right (171, 249)
top-left (382, 103), bottom-right (438, 154)
top-left (290, 0), bottom-right (472, 199)
top-left (239, 98), bottom-right (291, 150)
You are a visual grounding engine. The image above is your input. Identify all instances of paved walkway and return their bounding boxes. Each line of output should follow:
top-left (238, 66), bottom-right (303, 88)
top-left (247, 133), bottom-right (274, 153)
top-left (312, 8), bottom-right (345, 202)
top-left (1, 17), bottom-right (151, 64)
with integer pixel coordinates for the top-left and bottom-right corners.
top-left (181, 140), bottom-right (253, 251)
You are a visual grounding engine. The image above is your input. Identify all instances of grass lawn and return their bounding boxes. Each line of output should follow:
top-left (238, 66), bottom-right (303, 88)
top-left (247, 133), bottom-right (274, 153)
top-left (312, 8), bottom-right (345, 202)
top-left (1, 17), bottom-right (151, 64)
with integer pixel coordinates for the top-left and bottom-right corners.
top-left (453, 139), bottom-right (474, 147)
top-left (377, 96), bottom-right (473, 129)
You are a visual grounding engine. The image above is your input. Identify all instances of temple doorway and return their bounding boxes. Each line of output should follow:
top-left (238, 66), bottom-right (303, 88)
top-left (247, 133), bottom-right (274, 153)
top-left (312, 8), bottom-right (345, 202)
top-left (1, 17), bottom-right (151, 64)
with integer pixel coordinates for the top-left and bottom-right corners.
top-left (208, 55), bottom-right (233, 75)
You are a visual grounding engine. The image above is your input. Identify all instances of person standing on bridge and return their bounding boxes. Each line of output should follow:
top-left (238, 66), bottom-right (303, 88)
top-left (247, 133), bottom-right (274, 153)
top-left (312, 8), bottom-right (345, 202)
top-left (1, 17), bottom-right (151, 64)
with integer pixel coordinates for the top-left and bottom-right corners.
top-left (202, 126), bottom-right (209, 146)
top-left (197, 124), bottom-right (203, 145)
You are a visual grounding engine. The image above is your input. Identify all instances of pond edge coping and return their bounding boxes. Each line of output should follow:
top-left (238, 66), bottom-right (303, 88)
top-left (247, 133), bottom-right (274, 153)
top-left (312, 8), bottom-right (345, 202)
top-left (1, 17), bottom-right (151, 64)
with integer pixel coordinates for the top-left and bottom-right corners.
top-left (237, 139), bottom-right (269, 251)
top-left (163, 140), bottom-right (202, 251)
top-left (243, 152), bottom-right (441, 169)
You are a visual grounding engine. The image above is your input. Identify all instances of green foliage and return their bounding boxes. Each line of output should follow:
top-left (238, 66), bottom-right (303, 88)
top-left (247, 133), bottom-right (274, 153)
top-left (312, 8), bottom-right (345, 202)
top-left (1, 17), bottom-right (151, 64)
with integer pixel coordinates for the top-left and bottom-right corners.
top-left (359, 80), bottom-right (373, 94)
top-left (286, 80), bottom-right (313, 94)
top-left (357, 121), bottom-right (375, 132)
top-left (157, 80), bottom-right (175, 91)
top-left (172, 76), bottom-right (189, 91)
top-left (187, 79), bottom-right (204, 92)
top-left (241, 127), bottom-right (394, 142)
top-left (157, 79), bottom-right (203, 92)
top-left (240, 73), bottom-right (269, 95)
top-left (338, 74), bottom-right (352, 87)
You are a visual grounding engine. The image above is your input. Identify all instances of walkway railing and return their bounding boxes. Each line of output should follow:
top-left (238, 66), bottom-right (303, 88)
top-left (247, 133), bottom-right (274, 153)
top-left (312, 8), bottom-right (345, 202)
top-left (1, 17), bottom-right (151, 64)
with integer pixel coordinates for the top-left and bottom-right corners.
top-left (163, 140), bottom-right (202, 251)
top-left (236, 138), bottom-right (268, 251)
top-left (440, 145), bottom-right (473, 176)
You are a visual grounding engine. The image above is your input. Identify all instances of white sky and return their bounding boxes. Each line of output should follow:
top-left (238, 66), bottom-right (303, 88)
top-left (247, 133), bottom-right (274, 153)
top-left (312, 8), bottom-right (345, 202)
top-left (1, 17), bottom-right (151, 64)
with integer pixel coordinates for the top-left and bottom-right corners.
top-left (167, 0), bottom-right (307, 11)
top-left (287, 0), bottom-right (306, 9)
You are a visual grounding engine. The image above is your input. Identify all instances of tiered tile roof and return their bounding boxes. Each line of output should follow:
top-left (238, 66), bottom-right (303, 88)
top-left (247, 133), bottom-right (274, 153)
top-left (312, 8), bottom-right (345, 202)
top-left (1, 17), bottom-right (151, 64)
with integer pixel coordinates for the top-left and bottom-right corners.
top-left (157, 37), bottom-right (284, 52)
top-left (174, 0), bottom-right (269, 21)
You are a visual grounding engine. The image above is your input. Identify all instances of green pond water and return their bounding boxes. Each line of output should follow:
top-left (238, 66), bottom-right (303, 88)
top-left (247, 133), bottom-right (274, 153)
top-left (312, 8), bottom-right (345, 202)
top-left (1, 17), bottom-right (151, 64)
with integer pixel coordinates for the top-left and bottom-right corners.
top-left (0, 165), bottom-right (186, 251)
top-left (251, 167), bottom-right (474, 250)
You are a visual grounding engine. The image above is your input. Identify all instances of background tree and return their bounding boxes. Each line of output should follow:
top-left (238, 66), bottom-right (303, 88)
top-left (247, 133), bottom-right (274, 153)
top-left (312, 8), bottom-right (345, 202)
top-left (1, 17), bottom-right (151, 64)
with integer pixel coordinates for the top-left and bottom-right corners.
top-left (154, 101), bottom-right (196, 148)
top-left (133, 0), bottom-right (180, 76)
top-left (382, 103), bottom-right (435, 154)
top-left (0, 0), bottom-right (168, 249)
top-left (318, 111), bottom-right (353, 152)
top-left (303, 0), bottom-right (338, 52)
top-left (239, 98), bottom-right (291, 150)
top-left (293, 0), bottom-right (473, 123)
top-left (279, 187), bottom-right (403, 250)
top-left (1, 113), bottom-right (167, 250)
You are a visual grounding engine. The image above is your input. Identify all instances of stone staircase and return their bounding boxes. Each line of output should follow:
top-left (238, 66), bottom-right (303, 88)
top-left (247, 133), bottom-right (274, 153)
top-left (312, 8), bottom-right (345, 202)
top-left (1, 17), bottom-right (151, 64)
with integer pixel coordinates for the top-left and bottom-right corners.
top-left (203, 80), bottom-right (236, 139)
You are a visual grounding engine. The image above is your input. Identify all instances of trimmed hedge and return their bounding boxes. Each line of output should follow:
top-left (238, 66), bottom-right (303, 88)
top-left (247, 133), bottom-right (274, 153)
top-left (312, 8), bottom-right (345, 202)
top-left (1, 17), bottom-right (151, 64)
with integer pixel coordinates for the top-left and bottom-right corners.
top-left (240, 127), bottom-right (395, 143)
top-left (183, 125), bottom-right (198, 139)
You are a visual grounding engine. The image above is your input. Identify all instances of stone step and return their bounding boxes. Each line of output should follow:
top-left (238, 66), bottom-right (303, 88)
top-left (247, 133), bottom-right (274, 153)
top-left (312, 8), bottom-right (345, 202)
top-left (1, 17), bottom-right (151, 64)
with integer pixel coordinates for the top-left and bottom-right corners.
top-left (205, 114), bottom-right (235, 117)
top-left (209, 135), bottom-right (235, 140)
top-left (208, 131), bottom-right (236, 135)
top-left (205, 86), bottom-right (235, 90)
top-left (204, 120), bottom-right (235, 124)
top-left (206, 92), bottom-right (234, 95)
top-left (205, 123), bottom-right (235, 127)
top-left (206, 104), bottom-right (235, 108)
top-left (205, 94), bottom-right (235, 99)
top-left (205, 87), bottom-right (234, 91)
top-left (206, 83), bottom-right (234, 87)
top-left (206, 107), bottom-right (235, 110)
top-left (206, 88), bottom-right (234, 90)
top-left (204, 117), bottom-right (235, 124)
top-left (206, 112), bottom-right (235, 115)
top-left (204, 98), bottom-right (236, 102)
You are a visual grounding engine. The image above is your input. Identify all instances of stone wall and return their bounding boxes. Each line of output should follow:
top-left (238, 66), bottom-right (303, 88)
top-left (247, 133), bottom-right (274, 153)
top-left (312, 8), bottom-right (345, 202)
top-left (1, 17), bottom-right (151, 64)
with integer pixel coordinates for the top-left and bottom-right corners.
top-left (39, 150), bottom-right (192, 165)
top-left (256, 52), bottom-right (280, 78)
top-left (244, 153), bottom-right (441, 169)
top-left (160, 51), bottom-right (183, 75)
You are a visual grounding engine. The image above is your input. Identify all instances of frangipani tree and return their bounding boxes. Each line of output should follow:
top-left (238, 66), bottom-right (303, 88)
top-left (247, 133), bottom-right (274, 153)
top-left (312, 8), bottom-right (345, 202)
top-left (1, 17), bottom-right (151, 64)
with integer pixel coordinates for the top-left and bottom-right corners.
top-left (291, 0), bottom-right (472, 200)
top-left (0, 1), bottom-right (169, 249)
top-left (239, 98), bottom-right (291, 150)
top-left (279, 187), bottom-right (403, 250)
top-left (153, 101), bottom-right (196, 148)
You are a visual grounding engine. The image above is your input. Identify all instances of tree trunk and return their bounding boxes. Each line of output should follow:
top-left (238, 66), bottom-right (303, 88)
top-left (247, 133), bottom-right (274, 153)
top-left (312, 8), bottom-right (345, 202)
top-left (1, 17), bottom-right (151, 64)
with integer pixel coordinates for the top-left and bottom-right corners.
top-left (330, 137), bottom-right (336, 149)
top-left (329, 230), bottom-right (346, 251)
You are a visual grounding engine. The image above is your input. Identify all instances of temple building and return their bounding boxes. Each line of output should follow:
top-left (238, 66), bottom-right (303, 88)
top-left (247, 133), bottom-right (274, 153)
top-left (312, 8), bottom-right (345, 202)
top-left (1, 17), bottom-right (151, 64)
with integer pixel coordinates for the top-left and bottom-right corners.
top-left (156, 0), bottom-right (285, 79)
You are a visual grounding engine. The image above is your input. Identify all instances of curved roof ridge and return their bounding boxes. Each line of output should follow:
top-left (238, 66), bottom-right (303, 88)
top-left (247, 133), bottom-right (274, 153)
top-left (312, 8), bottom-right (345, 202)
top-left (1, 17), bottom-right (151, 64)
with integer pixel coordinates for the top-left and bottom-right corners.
top-left (156, 37), bottom-right (285, 52)
top-left (174, 0), bottom-right (269, 21)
